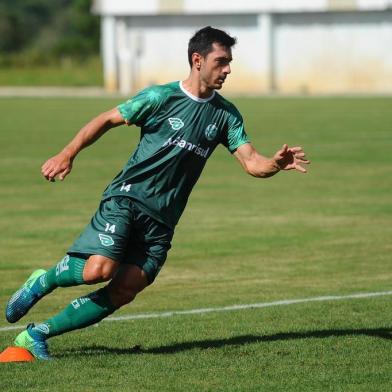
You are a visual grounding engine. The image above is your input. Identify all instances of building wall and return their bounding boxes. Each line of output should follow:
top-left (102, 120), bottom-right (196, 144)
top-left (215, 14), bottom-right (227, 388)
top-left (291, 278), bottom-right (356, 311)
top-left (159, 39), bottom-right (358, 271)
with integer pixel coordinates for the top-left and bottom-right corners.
top-left (274, 11), bottom-right (392, 93)
top-left (112, 14), bottom-right (264, 95)
top-left (103, 11), bottom-right (392, 95)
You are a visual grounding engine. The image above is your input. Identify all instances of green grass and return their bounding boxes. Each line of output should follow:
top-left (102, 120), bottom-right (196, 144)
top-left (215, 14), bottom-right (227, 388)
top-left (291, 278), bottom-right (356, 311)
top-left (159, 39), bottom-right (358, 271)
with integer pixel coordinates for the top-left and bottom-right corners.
top-left (0, 96), bottom-right (391, 391)
top-left (0, 57), bottom-right (102, 86)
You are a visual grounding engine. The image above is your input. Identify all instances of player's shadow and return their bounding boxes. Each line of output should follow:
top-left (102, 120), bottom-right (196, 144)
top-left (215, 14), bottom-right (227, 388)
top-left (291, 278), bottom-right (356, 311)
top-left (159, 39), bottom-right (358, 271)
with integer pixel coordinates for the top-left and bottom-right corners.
top-left (58, 327), bottom-right (391, 358)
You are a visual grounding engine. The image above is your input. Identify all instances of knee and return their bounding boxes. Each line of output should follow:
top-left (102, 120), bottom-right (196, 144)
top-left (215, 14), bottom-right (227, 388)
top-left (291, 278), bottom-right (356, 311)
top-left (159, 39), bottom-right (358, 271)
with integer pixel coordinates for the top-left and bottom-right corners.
top-left (83, 256), bottom-right (119, 284)
top-left (108, 284), bottom-right (139, 308)
top-left (106, 265), bottom-right (149, 308)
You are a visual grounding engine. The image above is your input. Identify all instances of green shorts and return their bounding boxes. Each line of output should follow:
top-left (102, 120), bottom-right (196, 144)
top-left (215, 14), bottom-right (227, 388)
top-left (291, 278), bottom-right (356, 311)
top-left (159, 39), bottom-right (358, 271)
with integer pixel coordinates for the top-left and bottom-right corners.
top-left (68, 197), bottom-right (174, 283)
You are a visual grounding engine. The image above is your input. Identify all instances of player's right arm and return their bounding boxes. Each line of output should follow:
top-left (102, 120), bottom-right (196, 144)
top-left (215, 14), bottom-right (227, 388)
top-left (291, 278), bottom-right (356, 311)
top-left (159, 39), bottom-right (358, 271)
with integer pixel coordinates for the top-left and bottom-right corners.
top-left (41, 108), bottom-right (125, 182)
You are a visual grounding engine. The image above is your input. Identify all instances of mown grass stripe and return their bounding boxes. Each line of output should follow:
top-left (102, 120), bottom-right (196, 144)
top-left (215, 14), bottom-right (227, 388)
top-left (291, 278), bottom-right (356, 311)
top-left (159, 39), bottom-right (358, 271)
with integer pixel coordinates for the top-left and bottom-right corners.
top-left (1, 290), bottom-right (391, 332)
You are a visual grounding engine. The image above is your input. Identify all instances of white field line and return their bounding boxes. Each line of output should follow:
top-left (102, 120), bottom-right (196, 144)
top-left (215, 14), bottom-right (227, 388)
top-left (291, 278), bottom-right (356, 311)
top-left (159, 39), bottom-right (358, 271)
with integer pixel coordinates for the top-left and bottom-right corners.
top-left (1, 290), bottom-right (391, 332)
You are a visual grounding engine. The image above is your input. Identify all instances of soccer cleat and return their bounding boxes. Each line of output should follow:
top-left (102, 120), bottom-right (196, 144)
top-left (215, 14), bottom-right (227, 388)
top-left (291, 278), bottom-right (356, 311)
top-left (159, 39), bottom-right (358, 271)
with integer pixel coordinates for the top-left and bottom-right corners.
top-left (14, 324), bottom-right (51, 360)
top-left (6, 269), bottom-right (47, 323)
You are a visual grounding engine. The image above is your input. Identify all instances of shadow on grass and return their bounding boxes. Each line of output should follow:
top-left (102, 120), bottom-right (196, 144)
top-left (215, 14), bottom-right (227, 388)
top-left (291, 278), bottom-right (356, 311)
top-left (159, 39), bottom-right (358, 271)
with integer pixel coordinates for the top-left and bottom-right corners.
top-left (57, 327), bottom-right (391, 358)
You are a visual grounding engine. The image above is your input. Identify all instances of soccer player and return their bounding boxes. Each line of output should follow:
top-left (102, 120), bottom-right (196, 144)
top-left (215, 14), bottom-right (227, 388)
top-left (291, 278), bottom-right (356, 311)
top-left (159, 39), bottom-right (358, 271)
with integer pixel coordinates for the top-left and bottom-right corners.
top-left (6, 26), bottom-right (309, 359)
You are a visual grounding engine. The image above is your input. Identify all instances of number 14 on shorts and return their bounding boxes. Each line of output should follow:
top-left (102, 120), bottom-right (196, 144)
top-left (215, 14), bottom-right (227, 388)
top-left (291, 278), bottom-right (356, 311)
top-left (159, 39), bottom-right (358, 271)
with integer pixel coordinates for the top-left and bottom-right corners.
top-left (105, 223), bottom-right (116, 233)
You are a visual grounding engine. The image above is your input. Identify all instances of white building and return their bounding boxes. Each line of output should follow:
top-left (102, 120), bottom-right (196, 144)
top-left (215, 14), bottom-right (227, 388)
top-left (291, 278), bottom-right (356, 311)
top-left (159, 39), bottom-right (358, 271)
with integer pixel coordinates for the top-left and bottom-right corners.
top-left (93, 0), bottom-right (392, 95)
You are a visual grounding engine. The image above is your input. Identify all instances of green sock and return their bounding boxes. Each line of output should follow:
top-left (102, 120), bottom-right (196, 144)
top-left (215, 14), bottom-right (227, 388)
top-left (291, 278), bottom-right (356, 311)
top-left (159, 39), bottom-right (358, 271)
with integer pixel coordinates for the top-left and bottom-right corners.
top-left (31, 255), bottom-right (86, 297)
top-left (31, 288), bottom-right (117, 339)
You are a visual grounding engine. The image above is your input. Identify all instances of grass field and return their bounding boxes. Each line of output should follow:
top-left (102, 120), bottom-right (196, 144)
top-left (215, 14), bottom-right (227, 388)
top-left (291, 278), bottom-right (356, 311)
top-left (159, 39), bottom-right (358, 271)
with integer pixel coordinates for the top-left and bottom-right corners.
top-left (0, 57), bottom-right (102, 86)
top-left (0, 96), bottom-right (391, 391)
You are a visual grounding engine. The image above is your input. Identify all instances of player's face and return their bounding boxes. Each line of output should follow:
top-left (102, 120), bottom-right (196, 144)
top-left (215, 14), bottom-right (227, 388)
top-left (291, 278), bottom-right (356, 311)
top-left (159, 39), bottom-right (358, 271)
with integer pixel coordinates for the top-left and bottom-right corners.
top-left (200, 43), bottom-right (232, 90)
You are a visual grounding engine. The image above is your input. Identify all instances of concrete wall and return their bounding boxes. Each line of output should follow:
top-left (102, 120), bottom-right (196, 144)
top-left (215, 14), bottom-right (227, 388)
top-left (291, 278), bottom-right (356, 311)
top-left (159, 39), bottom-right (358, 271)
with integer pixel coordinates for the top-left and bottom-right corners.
top-left (113, 15), bottom-right (265, 94)
top-left (274, 11), bottom-right (392, 93)
top-left (99, 10), bottom-right (392, 95)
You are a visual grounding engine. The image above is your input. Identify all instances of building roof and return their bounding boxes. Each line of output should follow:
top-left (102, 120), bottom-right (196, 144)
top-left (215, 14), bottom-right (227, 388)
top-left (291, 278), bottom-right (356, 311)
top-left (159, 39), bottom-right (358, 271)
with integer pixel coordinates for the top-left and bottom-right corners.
top-left (93, 0), bottom-right (392, 16)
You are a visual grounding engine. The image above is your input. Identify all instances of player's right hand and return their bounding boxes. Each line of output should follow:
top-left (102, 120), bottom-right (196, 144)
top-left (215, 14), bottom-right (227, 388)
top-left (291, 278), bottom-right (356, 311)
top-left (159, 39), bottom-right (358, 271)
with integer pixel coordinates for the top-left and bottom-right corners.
top-left (41, 152), bottom-right (73, 182)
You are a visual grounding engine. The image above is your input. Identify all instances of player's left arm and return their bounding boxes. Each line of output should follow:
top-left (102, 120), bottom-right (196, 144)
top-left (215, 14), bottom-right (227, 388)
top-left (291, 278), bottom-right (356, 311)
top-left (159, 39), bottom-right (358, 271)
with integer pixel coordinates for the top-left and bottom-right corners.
top-left (233, 142), bottom-right (310, 178)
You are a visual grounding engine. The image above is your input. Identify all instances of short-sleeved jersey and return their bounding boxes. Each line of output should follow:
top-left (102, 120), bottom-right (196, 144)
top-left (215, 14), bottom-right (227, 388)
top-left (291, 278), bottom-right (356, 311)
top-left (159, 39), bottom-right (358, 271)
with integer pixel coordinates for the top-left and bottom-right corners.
top-left (102, 81), bottom-right (249, 228)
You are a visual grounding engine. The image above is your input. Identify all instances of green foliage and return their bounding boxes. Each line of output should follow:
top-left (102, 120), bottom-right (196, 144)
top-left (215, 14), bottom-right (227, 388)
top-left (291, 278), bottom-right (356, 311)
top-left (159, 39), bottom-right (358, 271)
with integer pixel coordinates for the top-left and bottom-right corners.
top-left (0, 97), bottom-right (391, 390)
top-left (0, 0), bottom-right (99, 66)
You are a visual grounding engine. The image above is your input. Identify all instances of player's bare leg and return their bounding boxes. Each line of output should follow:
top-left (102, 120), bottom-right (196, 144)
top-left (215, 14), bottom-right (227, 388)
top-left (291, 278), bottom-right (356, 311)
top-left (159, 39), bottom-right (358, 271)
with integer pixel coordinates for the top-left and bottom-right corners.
top-left (83, 255), bottom-right (120, 284)
top-left (106, 264), bottom-right (149, 307)
top-left (6, 255), bottom-right (119, 323)
top-left (13, 259), bottom-right (148, 360)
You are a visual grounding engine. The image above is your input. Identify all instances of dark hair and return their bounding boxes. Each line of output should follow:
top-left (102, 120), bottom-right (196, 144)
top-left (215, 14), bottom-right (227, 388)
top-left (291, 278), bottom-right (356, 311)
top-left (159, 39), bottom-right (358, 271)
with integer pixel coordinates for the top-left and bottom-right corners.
top-left (188, 26), bottom-right (236, 67)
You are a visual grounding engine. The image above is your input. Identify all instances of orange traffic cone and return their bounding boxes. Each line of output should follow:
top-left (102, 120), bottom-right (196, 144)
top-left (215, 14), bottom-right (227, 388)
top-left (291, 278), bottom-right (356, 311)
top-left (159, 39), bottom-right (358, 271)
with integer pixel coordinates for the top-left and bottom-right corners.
top-left (0, 347), bottom-right (35, 362)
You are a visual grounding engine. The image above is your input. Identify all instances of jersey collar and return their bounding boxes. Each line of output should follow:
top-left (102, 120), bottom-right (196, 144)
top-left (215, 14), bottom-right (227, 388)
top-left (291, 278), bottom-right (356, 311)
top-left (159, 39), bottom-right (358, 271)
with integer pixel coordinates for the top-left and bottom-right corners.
top-left (179, 81), bottom-right (216, 103)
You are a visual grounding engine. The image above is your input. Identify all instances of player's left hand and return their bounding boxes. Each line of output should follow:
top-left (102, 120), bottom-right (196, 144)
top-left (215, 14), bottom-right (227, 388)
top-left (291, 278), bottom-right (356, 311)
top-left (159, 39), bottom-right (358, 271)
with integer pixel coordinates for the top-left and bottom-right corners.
top-left (273, 144), bottom-right (310, 173)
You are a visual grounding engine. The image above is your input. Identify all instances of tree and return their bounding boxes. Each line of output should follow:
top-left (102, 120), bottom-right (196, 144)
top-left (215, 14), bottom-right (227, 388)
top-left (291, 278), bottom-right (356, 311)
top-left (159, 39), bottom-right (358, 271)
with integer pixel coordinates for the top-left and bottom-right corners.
top-left (0, 0), bottom-right (100, 65)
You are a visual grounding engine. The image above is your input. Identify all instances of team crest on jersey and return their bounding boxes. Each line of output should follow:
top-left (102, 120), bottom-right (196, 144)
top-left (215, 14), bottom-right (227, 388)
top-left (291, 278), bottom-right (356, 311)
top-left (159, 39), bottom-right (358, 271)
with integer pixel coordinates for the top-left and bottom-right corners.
top-left (204, 123), bottom-right (218, 141)
top-left (99, 233), bottom-right (114, 247)
top-left (168, 118), bottom-right (184, 131)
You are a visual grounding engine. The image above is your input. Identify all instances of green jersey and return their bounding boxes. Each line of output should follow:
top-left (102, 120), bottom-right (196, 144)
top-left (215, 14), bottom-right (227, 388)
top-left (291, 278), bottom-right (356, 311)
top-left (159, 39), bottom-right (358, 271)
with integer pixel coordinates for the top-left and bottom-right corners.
top-left (102, 81), bottom-right (249, 228)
